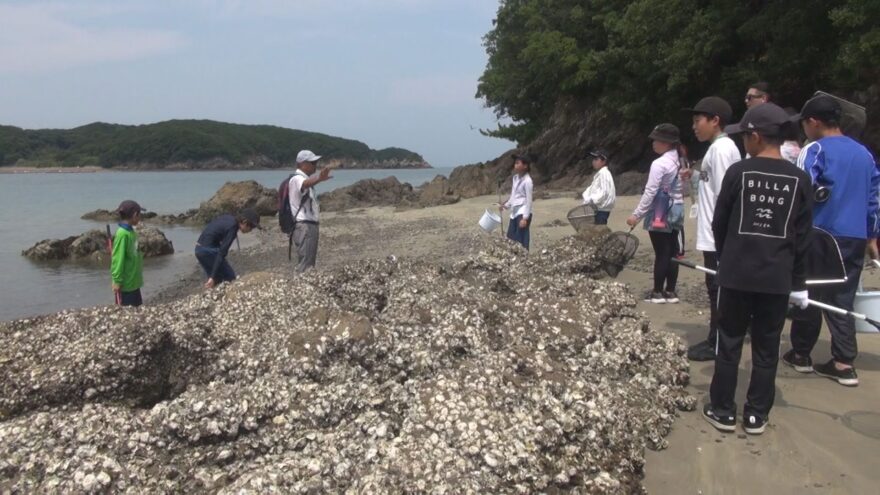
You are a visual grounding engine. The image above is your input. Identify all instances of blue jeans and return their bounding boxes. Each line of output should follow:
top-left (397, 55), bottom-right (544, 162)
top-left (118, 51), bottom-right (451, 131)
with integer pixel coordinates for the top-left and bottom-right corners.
top-left (195, 246), bottom-right (236, 284)
top-left (594, 211), bottom-right (610, 225)
top-left (507, 215), bottom-right (531, 250)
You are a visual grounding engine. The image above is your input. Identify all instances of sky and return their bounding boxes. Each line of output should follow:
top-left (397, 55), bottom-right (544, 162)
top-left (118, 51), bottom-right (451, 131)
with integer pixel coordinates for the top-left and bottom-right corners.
top-left (0, 0), bottom-right (514, 167)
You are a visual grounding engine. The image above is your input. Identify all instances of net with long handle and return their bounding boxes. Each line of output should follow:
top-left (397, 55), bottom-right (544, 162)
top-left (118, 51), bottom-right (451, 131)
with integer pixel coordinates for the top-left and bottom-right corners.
top-left (601, 228), bottom-right (639, 277)
top-left (567, 205), bottom-right (596, 233)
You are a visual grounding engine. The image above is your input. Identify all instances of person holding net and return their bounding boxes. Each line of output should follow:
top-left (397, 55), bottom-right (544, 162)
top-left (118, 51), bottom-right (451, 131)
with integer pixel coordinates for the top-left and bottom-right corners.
top-left (626, 124), bottom-right (686, 304)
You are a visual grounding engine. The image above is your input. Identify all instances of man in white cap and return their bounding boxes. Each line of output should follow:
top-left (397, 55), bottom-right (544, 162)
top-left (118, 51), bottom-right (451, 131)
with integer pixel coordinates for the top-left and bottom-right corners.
top-left (289, 150), bottom-right (332, 272)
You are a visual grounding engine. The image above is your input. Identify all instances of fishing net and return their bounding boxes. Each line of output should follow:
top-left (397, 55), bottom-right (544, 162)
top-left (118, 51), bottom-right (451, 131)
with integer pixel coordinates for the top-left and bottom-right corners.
top-left (600, 230), bottom-right (639, 277)
top-left (567, 205), bottom-right (596, 233)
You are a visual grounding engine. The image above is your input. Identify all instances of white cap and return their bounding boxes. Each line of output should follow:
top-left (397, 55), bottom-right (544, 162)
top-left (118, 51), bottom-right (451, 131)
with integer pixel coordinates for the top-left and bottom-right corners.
top-left (296, 150), bottom-right (321, 163)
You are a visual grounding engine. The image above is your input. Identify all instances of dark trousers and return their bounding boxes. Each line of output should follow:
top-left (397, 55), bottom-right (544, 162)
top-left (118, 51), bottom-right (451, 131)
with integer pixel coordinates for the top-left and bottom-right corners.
top-left (648, 230), bottom-right (679, 292)
top-left (703, 251), bottom-right (720, 345)
top-left (116, 289), bottom-right (143, 307)
top-left (195, 246), bottom-right (236, 284)
top-left (507, 215), bottom-right (531, 250)
top-left (594, 211), bottom-right (610, 225)
top-left (710, 288), bottom-right (789, 419)
top-left (790, 237), bottom-right (866, 365)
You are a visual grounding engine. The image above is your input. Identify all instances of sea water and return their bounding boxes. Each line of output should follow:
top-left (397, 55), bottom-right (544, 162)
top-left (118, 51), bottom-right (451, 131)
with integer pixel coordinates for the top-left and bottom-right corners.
top-left (0, 168), bottom-right (450, 321)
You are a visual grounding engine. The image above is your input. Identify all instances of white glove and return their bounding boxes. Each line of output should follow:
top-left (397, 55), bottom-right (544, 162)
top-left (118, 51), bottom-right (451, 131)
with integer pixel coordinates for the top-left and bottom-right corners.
top-left (789, 290), bottom-right (809, 309)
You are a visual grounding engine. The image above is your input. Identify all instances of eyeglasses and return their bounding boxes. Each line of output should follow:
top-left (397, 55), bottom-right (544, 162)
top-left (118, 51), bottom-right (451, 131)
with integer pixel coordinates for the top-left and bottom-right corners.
top-left (745, 93), bottom-right (765, 101)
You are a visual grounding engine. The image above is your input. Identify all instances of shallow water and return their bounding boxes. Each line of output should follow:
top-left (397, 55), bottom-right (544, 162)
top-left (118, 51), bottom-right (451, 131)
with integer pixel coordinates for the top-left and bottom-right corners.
top-left (0, 168), bottom-right (450, 321)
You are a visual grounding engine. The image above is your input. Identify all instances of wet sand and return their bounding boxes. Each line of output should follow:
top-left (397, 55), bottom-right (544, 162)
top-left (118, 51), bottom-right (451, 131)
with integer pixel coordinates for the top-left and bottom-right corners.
top-left (154, 192), bottom-right (880, 493)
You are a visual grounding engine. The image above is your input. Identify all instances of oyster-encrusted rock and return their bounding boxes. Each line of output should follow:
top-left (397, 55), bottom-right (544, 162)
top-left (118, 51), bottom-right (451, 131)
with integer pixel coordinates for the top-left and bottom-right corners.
top-left (0, 235), bottom-right (693, 493)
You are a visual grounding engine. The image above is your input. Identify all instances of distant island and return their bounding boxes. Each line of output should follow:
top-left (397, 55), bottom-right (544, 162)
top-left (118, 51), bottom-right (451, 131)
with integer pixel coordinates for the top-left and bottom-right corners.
top-left (0, 120), bottom-right (430, 170)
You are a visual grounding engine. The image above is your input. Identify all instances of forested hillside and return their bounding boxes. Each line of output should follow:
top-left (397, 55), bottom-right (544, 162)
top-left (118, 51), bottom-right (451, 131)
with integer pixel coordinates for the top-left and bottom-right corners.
top-left (0, 120), bottom-right (427, 169)
top-left (473, 0), bottom-right (879, 184)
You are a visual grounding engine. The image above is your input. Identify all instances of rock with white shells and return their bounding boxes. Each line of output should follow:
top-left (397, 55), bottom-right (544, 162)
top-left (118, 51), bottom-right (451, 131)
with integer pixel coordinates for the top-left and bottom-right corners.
top-left (0, 234), bottom-right (693, 493)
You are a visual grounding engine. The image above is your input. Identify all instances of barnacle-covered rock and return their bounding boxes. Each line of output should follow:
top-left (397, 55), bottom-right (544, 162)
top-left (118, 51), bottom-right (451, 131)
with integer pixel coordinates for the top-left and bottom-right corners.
top-left (0, 235), bottom-right (692, 493)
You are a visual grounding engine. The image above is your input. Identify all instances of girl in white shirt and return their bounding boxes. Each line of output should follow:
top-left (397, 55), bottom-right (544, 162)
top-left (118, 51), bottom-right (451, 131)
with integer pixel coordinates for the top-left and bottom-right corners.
top-left (501, 153), bottom-right (534, 250)
top-left (582, 149), bottom-right (616, 224)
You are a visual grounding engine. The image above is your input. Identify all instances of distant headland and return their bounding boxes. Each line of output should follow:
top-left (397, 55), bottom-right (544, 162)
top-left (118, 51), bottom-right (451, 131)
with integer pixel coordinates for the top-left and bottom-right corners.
top-left (0, 120), bottom-right (430, 171)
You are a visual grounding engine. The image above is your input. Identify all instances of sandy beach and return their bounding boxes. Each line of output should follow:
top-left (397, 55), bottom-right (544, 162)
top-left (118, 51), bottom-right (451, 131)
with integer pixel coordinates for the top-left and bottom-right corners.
top-left (166, 191), bottom-right (880, 494)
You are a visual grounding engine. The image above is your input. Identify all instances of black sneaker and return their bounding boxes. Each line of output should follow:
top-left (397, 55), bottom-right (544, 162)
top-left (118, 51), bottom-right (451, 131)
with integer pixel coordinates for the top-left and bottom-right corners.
top-left (687, 340), bottom-right (715, 362)
top-left (781, 349), bottom-right (813, 373)
top-left (644, 290), bottom-right (666, 304)
top-left (702, 403), bottom-right (736, 432)
top-left (663, 290), bottom-right (680, 304)
top-left (813, 360), bottom-right (859, 387)
top-left (743, 413), bottom-right (766, 435)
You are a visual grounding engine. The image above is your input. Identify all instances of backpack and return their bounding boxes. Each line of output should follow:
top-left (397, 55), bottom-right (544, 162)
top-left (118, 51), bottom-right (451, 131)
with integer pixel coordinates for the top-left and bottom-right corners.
top-left (278, 174), bottom-right (296, 235)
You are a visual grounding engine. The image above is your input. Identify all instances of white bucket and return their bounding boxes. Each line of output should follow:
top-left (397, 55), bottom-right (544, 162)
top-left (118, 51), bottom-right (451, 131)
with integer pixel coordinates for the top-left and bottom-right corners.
top-left (479, 209), bottom-right (502, 232)
top-left (853, 291), bottom-right (880, 333)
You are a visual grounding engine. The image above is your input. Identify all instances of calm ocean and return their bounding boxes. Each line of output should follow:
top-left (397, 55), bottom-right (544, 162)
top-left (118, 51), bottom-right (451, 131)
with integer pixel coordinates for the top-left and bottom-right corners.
top-left (0, 168), bottom-right (450, 322)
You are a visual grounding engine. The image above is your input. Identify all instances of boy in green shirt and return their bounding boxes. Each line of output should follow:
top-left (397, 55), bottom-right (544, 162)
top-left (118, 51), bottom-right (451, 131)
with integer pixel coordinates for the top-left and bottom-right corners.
top-left (110, 200), bottom-right (145, 307)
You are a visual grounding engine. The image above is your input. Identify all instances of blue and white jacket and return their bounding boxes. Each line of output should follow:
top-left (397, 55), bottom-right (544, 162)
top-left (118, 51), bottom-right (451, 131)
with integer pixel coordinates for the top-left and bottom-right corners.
top-left (798, 136), bottom-right (880, 239)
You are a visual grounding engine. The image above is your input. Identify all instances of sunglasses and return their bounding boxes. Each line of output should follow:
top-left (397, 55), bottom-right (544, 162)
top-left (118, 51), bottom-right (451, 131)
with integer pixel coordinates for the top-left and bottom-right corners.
top-left (744, 93), bottom-right (765, 101)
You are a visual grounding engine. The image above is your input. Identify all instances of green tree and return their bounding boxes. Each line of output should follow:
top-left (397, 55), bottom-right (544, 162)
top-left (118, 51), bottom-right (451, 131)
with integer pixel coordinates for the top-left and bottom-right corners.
top-left (478, 0), bottom-right (880, 146)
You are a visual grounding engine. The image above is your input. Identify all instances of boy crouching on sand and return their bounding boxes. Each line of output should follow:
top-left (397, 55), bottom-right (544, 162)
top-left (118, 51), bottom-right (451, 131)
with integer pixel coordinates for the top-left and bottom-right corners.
top-left (111, 200), bottom-right (145, 307)
top-left (703, 103), bottom-right (813, 435)
top-left (581, 149), bottom-right (616, 224)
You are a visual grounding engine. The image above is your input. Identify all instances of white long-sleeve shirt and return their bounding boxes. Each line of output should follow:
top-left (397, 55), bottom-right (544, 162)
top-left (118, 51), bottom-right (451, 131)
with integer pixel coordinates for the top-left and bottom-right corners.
top-left (632, 150), bottom-right (684, 219)
top-left (696, 135), bottom-right (740, 251)
top-left (581, 166), bottom-right (615, 211)
top-left (505, 173), bottom-right (533, 219)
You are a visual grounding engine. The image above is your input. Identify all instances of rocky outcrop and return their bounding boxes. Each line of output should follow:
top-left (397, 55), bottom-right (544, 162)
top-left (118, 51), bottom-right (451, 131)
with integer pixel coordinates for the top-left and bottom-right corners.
top-left (151, 181), bottom-right (278, 225)
top-left (22, 227), bottom-right (174, 261)
top-left (318, 177), bottom-right (419, 212)
top-left (407, 176), bottom-right (460, 208)
top-left (81, 209), bottom-right (157, 222)
top-left (443, 98), bottom-right (660, 198)
top-left (137, 226), bottom-right (175, 257)
top-left (22, 230), bottom-right (108, 262)
top-left (614, 171), bottom-right (648, 196)
top-left (193, 181), bottom-right (277, 223)
top-left (1, 236), bottom-right (693, 493)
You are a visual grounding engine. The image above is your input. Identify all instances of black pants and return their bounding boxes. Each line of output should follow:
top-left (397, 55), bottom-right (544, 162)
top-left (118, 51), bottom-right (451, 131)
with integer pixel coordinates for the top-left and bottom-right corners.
top-left (790, 237), bottom-right (866, 365)
top-left (116, 289), bottom-right (143, 307)
top-left (710, 288), bottom-right (788, 419)
top-left (648, 230), bottom-right (679, 292)
top-left (703, 251), bottom-right (720, 346)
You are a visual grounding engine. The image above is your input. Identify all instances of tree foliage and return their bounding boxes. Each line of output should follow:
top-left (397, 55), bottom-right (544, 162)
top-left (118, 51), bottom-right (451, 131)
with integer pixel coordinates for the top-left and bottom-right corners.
top-left (0, 120), bottom-right (424, 168)
top-left (477, 0), bottom-right (880, 144)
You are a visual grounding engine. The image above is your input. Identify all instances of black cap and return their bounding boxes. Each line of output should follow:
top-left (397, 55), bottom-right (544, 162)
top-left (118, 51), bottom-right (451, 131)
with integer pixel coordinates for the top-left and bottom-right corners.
top-left (682, 96), bottom-right (733, 124)
top-left (512, 153), bottom-right (534, 164)
top-left (648, 123), bottom-right (680, 144)
top-left (116, 200), bottom-right (144, 218)
top-left (588, 149), bottom-right (608, 161)
top-left (725, 102), bottom-right (790, 136)
top-left (793, 94), bottom-right (842, 123)
top-left (239, 208), bottom-right (261, 229)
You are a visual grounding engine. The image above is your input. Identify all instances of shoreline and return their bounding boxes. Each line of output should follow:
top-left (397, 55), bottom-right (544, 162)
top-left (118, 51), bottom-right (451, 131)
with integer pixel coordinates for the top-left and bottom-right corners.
top-left (0, 165), bottom-right (435, 175)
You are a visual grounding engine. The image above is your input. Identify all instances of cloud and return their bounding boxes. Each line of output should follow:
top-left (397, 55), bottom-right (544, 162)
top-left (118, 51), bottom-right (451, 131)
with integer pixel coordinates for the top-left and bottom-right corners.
top-left (0, 2), bottom-right (183, 73)
top-left (196, 0), bottom-right (472, 18)
top-left (388, 75), bottom-right (477, 107)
